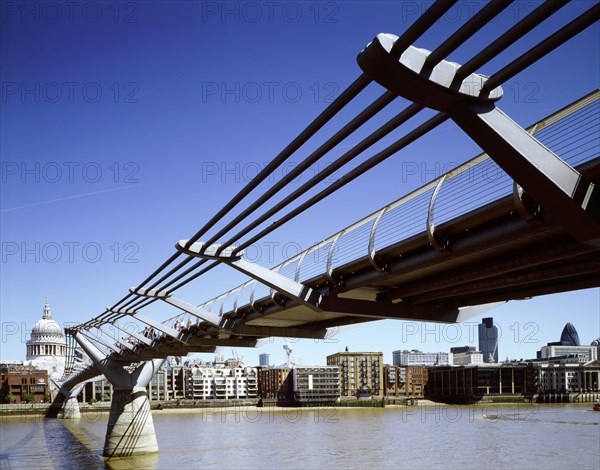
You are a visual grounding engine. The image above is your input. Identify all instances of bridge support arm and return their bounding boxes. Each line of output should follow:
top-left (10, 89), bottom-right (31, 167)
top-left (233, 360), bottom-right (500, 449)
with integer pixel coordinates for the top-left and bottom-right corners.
top-left (450, 102), bottom-right (600, 244)
top-left (176, 240), bottom-right (324, 311)
top-left (129, 287), bottom-right (224, 329)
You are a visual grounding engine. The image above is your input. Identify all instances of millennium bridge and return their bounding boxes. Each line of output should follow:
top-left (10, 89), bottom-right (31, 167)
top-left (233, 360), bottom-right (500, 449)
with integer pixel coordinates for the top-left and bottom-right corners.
top-left (50, 0), bottom-right (600, 457)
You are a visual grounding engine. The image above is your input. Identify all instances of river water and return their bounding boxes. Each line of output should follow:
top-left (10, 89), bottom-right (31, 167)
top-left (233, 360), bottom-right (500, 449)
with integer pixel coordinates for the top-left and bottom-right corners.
top-left (1, 403), bottom-right (599, 469)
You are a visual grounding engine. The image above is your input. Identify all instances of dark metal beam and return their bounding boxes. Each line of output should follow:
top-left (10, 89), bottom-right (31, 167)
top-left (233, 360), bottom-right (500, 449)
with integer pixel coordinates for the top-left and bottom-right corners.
top-left (447, 275), bottom-right (600, 306)
top-left (185, 74), bottom-right (372, 250)
top-left (450, 103), bottom-right (600, 243)
top-left (233, 113), bottom-right (449, 255)
top-left (408, 257), bottom-right (600, 305)
top-left (378, 237), bottom-right (596, 302)
top-left (227, 322), bottom-right (327, 340)
top-left (206, 90), bottom-right (398, 253)
top-left (318, 296), bottom-right (459, 322)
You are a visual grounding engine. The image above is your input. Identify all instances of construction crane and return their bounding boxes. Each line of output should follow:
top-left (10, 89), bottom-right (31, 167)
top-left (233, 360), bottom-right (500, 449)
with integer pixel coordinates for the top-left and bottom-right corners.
top-left (231, 348), bottom-right (244, 366)
top-left (283, 344), bottom-right (293, 367)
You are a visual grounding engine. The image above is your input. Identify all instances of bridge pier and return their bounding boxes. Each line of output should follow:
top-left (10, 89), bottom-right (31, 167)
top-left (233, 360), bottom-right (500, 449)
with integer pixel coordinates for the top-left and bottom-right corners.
top-left (59, 383), bottom-right (84, 419)
top-left (104, 384), bottom-right (157, 457)
top-left (73, 332), bottom-right (165, 457)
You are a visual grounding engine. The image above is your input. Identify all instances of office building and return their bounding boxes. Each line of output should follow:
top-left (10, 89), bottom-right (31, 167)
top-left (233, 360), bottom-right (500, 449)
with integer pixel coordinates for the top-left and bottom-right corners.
top-left (453, 351), bottom-right (484, 366)
top-left (537, 361), bottom-right (600, 393)
top-left (478, 317), bottom-right (499, 363)
top-left (187, 365), bottom-right (258, 400)
top-left (427, 364), bottom-right (536, 403)
top-left (560, 322), bottom-right (580, 346)
top-left (259, 353), bottom-right (270, 367)
top-left (392, 350), bottom-right (450, 367)
top-left (539, 345), bottom-right (597, 363)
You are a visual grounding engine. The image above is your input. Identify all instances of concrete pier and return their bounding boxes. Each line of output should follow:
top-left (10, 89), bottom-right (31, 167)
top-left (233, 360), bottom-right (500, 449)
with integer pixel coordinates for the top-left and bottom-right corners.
top-left (59, 396), bottom-right (81, 419)
top-left (57, 383), bottom-right (84, 419)
top-left (104, 388), bottom-right (157, 457)
top-left (73, 332), bottom-right (165, 456)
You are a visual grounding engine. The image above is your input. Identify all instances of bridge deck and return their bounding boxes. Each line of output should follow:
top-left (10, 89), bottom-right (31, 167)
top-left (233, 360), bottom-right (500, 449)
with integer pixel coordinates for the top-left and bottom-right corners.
top-left (186, 91), bottom-right (600, 330)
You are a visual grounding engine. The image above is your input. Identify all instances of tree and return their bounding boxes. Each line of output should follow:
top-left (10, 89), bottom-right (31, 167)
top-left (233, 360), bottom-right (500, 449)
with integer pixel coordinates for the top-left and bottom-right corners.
top-left (4, 391), bottom-right (14, 404)
top-left (43, 393), bottom-right (51, 403)
top-left (22, 393), bottom-right (35, 403)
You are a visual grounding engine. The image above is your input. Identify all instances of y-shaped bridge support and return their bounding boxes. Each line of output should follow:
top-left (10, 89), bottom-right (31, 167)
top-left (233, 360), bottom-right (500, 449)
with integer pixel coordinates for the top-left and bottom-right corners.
top-left (74, 331), bottom-right (165, 457)
top-left (57, 382), bottom-right (84, 419)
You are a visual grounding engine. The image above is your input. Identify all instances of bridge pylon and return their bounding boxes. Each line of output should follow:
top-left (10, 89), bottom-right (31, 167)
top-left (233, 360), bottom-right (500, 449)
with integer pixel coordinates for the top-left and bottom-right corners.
top-left (73, 331), bottom-right (165, 457)
top-left (56, 382), bottom-right (85, 419)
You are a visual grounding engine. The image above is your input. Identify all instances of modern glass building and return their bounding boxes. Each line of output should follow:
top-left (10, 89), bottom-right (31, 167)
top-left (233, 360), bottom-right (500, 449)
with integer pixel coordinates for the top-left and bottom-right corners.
top-left (478, 317), bottom-right (499, 363)
top-left (259, 353), bottom-right (270, 367)
top-left (560, 323), bottom-right (581, 346)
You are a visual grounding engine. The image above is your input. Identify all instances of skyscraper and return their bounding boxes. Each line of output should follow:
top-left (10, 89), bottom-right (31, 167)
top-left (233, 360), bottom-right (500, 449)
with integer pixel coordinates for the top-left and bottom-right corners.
top-left (560, 323), bottom-right (580, 346)
top-left (259, 353), bottom-right (270, 367)
top-left (478, 317), bottom-right (498, 363)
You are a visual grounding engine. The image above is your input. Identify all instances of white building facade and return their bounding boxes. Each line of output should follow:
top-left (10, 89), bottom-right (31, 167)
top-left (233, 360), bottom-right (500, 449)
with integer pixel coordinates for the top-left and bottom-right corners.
top-left (539, 345), bottom-right (598, 362)
top-left (25, 300), bottom-right (66, 385)
top-left (537, 362), bottom-right (600, 393)
top-left (393, 350), bottom-right (450, 367)
top-left (453, 351), bottom-right (484, 366)
top-left (187, 365), bottom-right (258, 400)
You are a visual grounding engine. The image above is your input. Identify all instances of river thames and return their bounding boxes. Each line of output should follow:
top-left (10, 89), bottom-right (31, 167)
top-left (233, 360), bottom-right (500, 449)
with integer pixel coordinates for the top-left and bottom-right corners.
top-left (1, 403), bottom-right (599, 469)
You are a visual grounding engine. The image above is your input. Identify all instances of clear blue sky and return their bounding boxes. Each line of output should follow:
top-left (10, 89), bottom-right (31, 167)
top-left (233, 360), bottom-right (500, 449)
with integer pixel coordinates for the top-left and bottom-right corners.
top-left (1, 1), bottom-right (599, 367)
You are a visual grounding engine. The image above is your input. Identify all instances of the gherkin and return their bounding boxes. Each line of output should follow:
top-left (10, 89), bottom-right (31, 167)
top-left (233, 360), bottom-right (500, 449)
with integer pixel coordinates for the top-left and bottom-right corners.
top-left (560, 323), bottom-right (580, 346)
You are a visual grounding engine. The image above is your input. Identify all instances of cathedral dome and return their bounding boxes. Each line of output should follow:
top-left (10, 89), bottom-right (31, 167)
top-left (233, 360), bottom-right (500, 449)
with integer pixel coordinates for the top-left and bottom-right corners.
top-left (29, 299), bottom-right (65, 343)
top-left (26, 300), bottom-right (66, 361)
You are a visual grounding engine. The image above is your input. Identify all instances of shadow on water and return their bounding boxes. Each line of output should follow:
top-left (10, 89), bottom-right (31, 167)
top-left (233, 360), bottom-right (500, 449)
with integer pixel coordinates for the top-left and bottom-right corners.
top-left (45, 394), bottom-right (66, 419)
top-left (0, 417), bottom-right (41, 469)
top-left (43, 418), bottom-right (107, 469)
top-left (48, 415), bottom-right (159, 470)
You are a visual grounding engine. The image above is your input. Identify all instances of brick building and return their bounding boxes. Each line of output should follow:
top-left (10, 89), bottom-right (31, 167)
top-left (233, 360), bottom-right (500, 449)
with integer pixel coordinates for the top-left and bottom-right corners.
top-left (1, 363), bottom-right (48, 404)
top-left (258, 367), bottom-right (293, 402)
top-left (384, 365), bottom-right (428, 397)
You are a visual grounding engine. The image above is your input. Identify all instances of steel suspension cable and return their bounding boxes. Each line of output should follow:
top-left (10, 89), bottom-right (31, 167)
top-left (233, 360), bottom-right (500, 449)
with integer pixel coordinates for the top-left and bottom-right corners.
top-left (232, 113), bottom-right (450, 255)
top-left (482, 3), bottom-right (600, 93)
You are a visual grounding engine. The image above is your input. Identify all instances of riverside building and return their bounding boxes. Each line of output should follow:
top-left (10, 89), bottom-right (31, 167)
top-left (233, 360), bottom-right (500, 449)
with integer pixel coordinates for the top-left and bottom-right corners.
top-left (0, 363), bottom-right (48, 403)
top-left (292, 366), bottom-right (340, 403)
top-left (327, 351), bottom-right (383, 399)
top-left (384, 365), bottom-right (428, 397)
